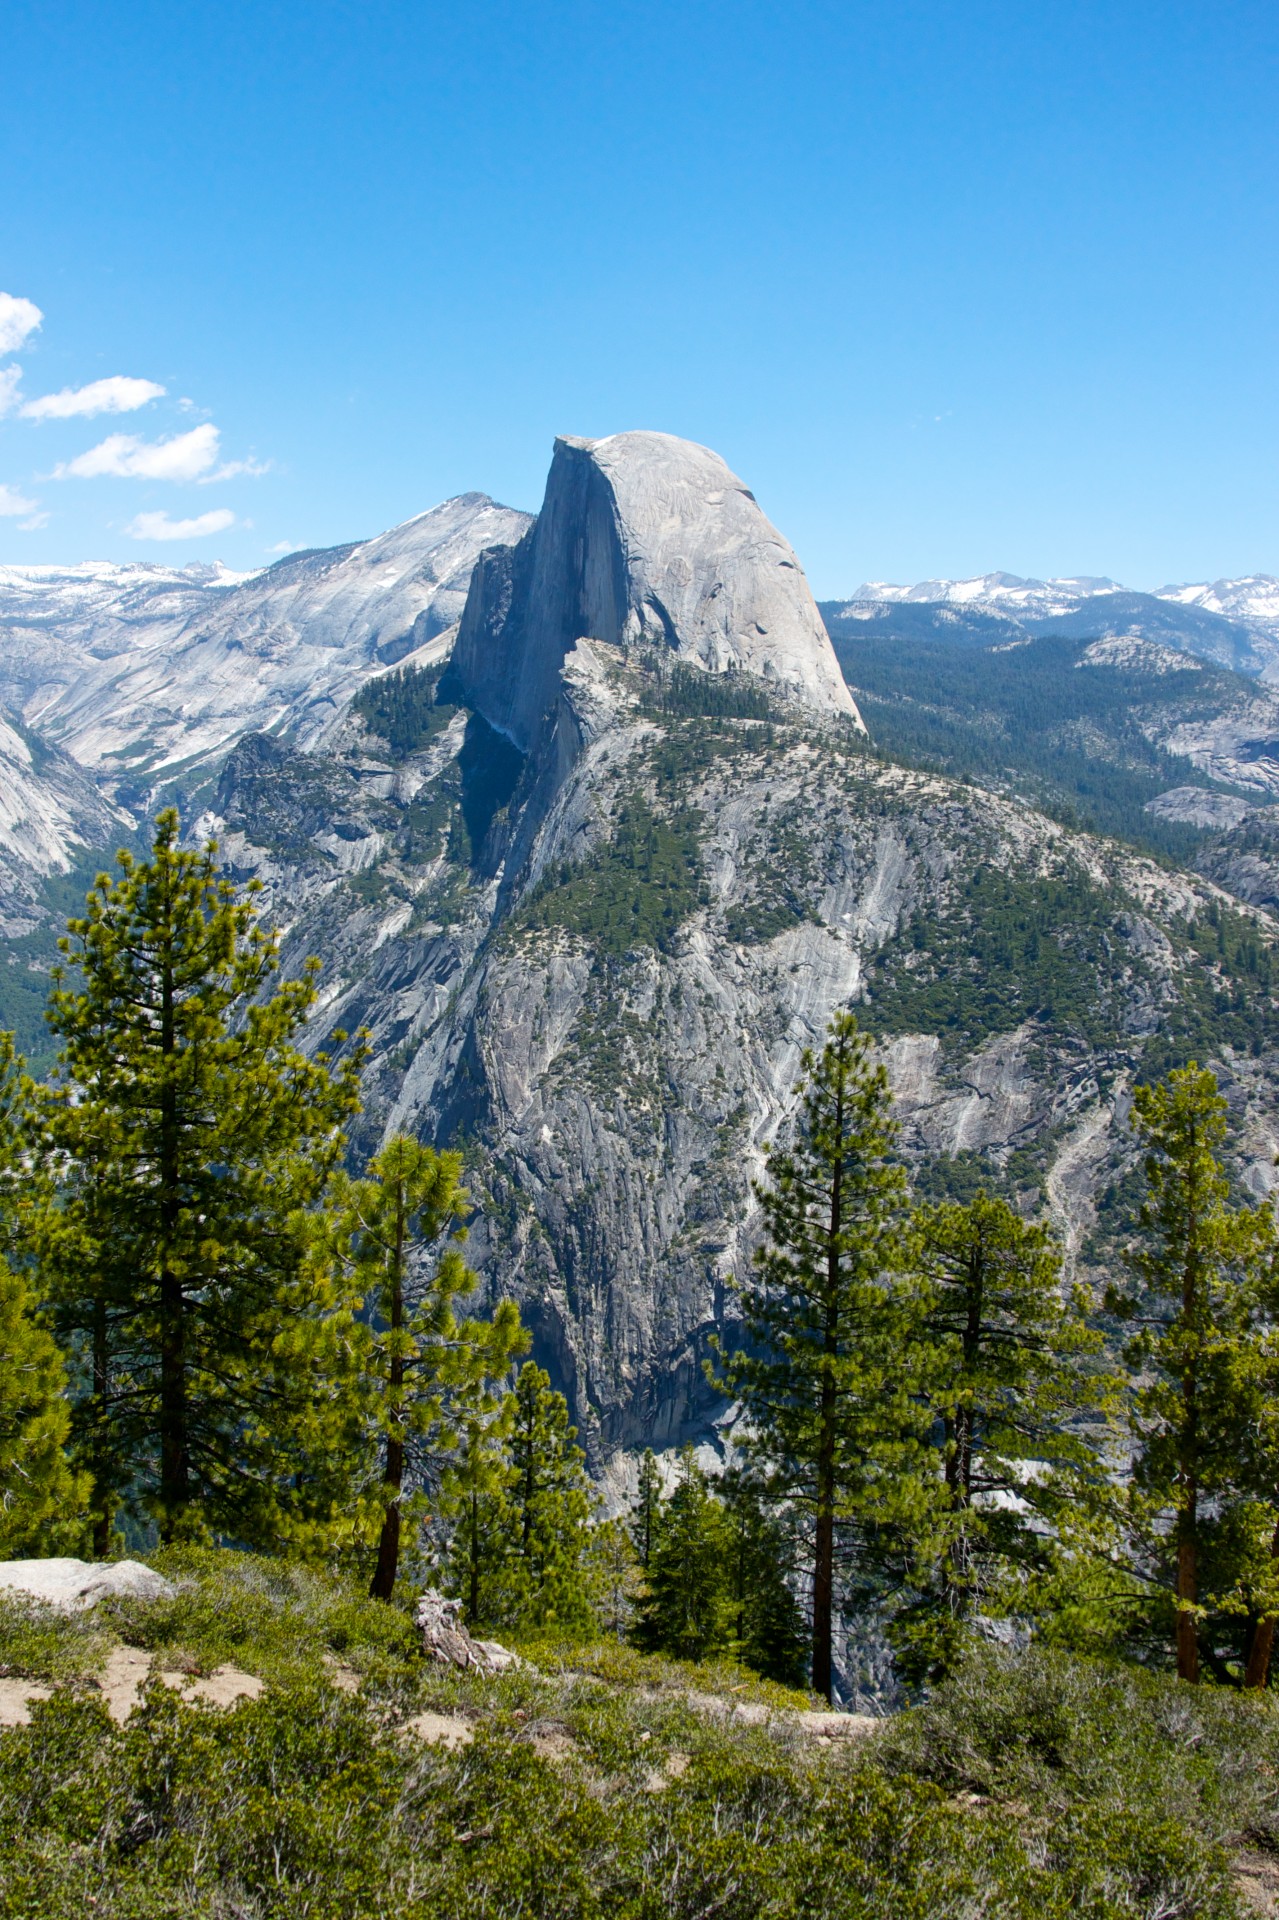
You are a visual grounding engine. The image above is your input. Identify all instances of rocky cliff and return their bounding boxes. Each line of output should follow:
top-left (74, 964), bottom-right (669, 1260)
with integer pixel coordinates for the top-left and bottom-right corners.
top-left (8, 433), bottom-right (1279, 1482)
top-left (449, 433), bottom-right (859, 752)
top-left (210, 642), bottom-right (1279, 1478)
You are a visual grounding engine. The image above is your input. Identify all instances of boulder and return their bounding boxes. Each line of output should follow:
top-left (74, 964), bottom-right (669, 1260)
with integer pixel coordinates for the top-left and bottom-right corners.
top-left (0, 1557), bottom-right (174, 1611)
top-left (450, 430), bottom-right (862, 753)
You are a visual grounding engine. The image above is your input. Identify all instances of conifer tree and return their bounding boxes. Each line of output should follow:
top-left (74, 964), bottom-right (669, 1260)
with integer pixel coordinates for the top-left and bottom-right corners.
top-left (722, 1470), bottom-right (809, 1687)
top-left (331, 1133), bottom-right (526, 1600)
top-left (502, 1362), bottom-right (599, 1630)
top-left (633, 1447), bottom-right (662, 1570)
top-left (898, 1192), bottom-right (1113, 1677)
top-left (1111, 1064), bottom-right (1279, 1683)
top-left (635, 1448), bottom-right (732, 1661)
top-left (33, 812), bottom-right (363, 1546)
top-left (717, 1012), bottom-right (919, 1701)
top-left (0, 1035), bottom-right (89, 1552)
top-left (0, 1262), bottom-right (89, 1555)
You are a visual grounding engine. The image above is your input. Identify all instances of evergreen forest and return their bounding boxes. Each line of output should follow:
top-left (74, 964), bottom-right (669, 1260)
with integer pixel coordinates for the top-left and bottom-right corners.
top-left (3, 817), bottom-right (1279, 1916)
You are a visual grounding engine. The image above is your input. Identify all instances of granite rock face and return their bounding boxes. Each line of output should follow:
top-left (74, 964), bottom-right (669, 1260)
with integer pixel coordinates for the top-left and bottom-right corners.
top-left (450, 432), bottom-right (860, 752)
top-left (1, 495), bottom-right (532, 783)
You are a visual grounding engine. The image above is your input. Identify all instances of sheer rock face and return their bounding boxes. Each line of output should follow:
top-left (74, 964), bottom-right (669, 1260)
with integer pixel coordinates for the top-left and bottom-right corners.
top-left (450, 432), bottom-right (861, 752)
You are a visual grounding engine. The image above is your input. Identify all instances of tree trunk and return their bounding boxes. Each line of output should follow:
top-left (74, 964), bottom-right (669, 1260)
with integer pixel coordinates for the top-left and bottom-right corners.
top-left (467, 1491), bottom-right (480, 1627)
top-left (157, 933), bottom-right (188, 1540)
top-left (1175, 1137), bottom-right (1200, 1683)
top-left (369, 1184), bottom-right (407, 1601)
top-left (91, 1294), bottom-right (112, 1559)
top-left (1175, 1531), bottom-right (1199, 1682)
top-left (1245, 1519), bottom-right (1279, 1689)
top-left (812, 1094), bottom-right (843, 1706)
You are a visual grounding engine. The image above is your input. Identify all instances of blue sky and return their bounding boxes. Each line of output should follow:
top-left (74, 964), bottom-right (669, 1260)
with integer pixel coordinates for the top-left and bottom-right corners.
top-left (1, 0), bottom-right (1275, 592)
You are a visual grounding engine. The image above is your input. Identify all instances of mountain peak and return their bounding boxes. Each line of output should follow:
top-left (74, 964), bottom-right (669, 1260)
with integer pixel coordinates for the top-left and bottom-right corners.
top-left (450, 430), bottom-right (860, 752)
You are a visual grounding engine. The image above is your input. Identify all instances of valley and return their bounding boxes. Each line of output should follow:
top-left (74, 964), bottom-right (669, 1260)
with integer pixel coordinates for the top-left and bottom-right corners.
top-left (2, 432), bottom-right (1279, 1473)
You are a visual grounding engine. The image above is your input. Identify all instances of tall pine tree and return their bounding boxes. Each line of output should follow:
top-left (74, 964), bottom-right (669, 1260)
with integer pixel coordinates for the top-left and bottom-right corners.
top-left (717, 1013), bottom-right (919, 1701)
top-left (635, 1449), bottom-right (731, 1662)
top-left (331, 1132), bottom-right (526, 1600)
top-left (897, 1192), bottom-right (1113, 1677)
top-left (1111, 1064), bottom-right (1279, 1683)
top-left (33, 813), bottom-right (363, 1546)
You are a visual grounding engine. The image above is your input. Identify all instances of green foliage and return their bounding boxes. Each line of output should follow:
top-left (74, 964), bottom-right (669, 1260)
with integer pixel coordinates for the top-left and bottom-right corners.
top-left (653, 662), bottom-right (773, 720)
top-left (0, 1259), bottom-right (88, 1556)
top-left (328, 1134), bottom-right (527, 1598)
top-left (824, 617), bottom-right (1248, 861)
top-left (453, 1363), bottom-right (601, 1634)
top-left (716, 1013), bottom-right (923, 1700)
top-left (720, 1470), bottom-right (810, 1687)
top-left (0, 1551), bottom-right (1253, 1920)
top-left (632, 1446), bottom-right (662, 1569)
top-left (0, 1034), bottom-right (89, 1551)
top-left (1107, 1064), bottom-right (1279, 1683)
top-left (878, 1641), bottom-right (1276, 1867)
top-left (866, 860), bottom-right (1130, 1048)
top-left (30, 810), bottom-right (365, 1549)
top-left (634, 1450), bottom-right (733, 1661)
top-left (632, 1455), bottom-right (808, 1683)
top-left (352, 662), bottom-right (457, 756)
top-left (888, 1195), bottom-right (1116, 1680)
top-left (519, 793), bottom-right (705, 955)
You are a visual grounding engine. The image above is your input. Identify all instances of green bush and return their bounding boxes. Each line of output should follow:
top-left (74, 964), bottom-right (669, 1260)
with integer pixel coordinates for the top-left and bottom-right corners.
top-left (0, 1556), bottom-right (1256, 1918)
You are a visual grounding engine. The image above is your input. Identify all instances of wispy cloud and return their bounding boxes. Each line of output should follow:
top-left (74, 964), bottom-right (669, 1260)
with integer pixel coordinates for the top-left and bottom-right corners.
top-left (0, 367), bottom-right (22, 417)
top-left (18, 511), bottom-right (50, 531)
top-left (200, 454), bottom-right (271, 483)
top-left (0, 483), bottom-right (40, 517)
top-left (125, 507), bottom-right (236, 542)
top-left (266, 541), bottom-right (294, 553)
top-left (0, 294), bottom-right (43, 356)
top-left (22, 375), bottom-right (166, 421)
top-left (55, 422), bottom-right (221, 481)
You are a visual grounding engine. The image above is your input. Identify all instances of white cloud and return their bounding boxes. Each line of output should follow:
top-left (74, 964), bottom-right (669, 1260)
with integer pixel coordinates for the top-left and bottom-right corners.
top-left (21, 375), bottom-right (166, 421)
top-left (0, 294), bottom-right (42, 356)
top-left (55, 421), bottom-right (221, 481)
top-left (18, 512), bottom-right (50, 531)
top-left (199, 454), bottom-right (271, 483)
top-left (125, 507), bottom-right (236, 542)
top-left (267, 541), bottom-right (293, 553)
top-left (0, 367), bottom-right (22, 417)
top-left (0, 484), bottom-right (40, 517)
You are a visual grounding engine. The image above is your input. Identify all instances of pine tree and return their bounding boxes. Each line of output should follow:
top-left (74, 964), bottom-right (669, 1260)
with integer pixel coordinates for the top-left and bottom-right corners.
top-left (0, 1035), bottom-right (88, 1552)
top-left (1112, 1063), bottom-right (1279, 1683)
top-left (32, 812), bottom-right (364, 1546)
top-left (898, 1192), bottom-right (1113, 1677)
top-left (716, 1012), bottom-right (920, 1701)
top-left (331, 1133), bottom-right (526, 1601)
top-left (632, 1447), bottom-right (662, 1570)
top-left (722, 1469), bottom-right (809, 1687)
top-left (503, 1362), bottom-right (599, 1631)
top-left (635, 1449), bottom-right (732, 1662)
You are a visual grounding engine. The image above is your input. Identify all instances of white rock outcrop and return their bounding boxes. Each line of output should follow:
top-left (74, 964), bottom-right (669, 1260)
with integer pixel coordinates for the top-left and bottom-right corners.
top-left (450, 431), bottom-right (861, 751)
top-left (0, 1557), bottom-right (174, 1610)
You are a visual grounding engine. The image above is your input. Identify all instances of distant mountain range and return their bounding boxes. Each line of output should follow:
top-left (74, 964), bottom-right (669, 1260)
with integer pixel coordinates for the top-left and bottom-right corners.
top-left (829, 573), bottom-right (1279, 677)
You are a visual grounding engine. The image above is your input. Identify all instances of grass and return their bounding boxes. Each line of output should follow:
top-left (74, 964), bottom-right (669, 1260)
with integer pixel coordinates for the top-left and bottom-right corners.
top-left (0, 1549), bottom-right (1264, 1917)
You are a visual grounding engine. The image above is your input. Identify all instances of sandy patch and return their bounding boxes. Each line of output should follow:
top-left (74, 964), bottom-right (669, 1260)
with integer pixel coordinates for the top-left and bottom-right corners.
top-left (0, 1678), bottom-right (51, 1727)
top-left (156, 1664), bottom-right (264, 1709)
top-left (405, 1710), bottom-right (474, 1748)
top-left (98, 1646), bottom-right (152, 1723)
